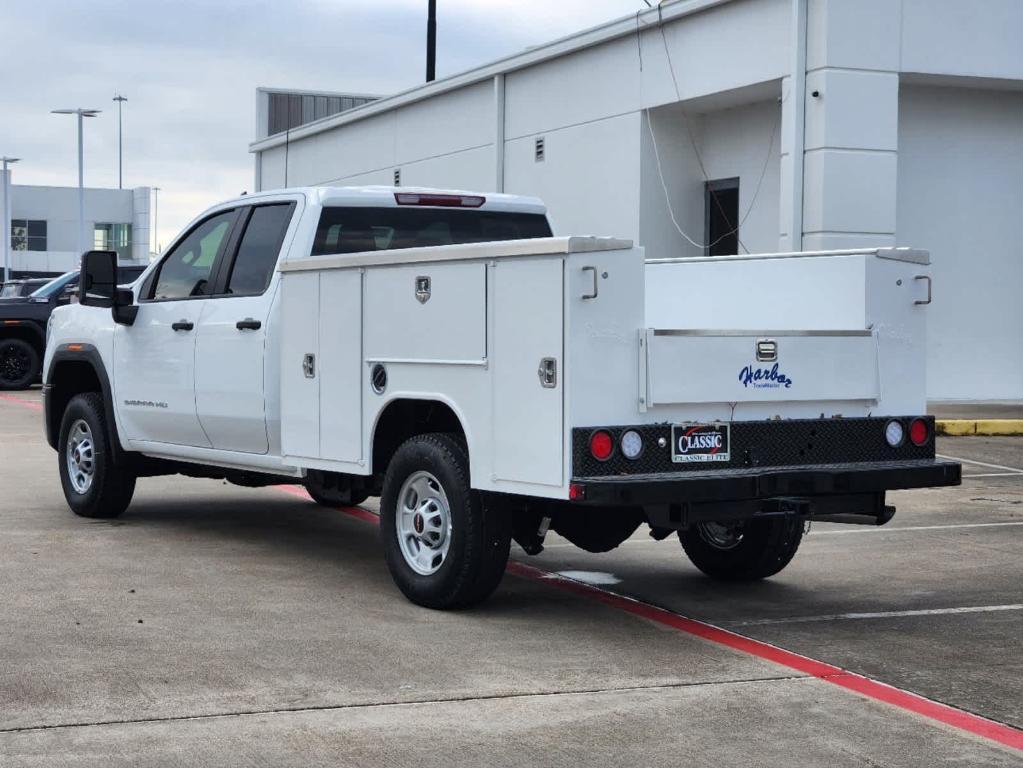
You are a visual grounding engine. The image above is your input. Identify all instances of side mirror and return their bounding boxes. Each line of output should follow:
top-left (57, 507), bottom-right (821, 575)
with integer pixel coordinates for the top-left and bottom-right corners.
top-left (79, 250), bottom-right (138, 326)
top-left (79, 250), bottom-right (118, 308)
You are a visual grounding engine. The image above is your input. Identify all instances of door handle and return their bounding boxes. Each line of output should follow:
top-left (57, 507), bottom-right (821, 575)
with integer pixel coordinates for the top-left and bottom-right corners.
top-left (171, 320), bottom-right (193, 332)
top-left (236, 318), bottom-right (262, 330)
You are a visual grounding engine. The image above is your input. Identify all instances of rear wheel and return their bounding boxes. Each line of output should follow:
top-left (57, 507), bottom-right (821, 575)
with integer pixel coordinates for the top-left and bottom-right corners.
top-left (58, 393), bottom-right (136, 519)
top-left (678, 517), bottom-right (803, 581)
top-left (380, 433), bottom-right (510, 609)
top-left (0, 338), bottom-right (39, 390)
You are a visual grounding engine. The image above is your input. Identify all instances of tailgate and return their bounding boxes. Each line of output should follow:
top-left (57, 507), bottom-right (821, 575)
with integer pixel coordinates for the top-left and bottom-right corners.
top-left (641, 329), bottom-right (879, 407)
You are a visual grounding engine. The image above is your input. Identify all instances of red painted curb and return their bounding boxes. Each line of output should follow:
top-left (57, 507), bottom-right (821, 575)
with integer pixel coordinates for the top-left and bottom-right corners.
top-left (0, 393), bottom-right (43, 410)
top-left (279, 490), bottom-right (1022, 753)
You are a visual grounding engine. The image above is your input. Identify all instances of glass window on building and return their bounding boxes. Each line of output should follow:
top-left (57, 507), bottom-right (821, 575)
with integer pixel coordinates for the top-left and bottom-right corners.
top-left (94, 222), bottom-right (133, 260)
top-left (11, 219), bottom-right (47, 251)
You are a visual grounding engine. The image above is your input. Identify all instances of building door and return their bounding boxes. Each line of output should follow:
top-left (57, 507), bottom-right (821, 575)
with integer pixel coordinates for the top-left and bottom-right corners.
top-left (705, 177), bottom-right (740, 256)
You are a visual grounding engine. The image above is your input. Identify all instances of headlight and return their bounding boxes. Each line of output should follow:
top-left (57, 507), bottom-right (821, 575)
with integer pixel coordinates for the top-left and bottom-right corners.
top-left (620, 430), bottom-right (643, 460)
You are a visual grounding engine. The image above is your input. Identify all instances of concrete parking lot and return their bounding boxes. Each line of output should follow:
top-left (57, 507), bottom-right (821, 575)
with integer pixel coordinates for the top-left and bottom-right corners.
top-left (1, 390), bottom-right (1021, 766)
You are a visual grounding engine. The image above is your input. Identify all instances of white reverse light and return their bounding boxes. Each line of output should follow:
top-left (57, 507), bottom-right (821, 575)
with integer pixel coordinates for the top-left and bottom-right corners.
top-left (885, 420), bottom-right (905, 448)
top-left (620, 430), bottom-right (643, 460)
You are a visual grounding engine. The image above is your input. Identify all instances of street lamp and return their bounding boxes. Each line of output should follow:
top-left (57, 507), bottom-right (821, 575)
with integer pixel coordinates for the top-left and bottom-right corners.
top-left (113, 95), bottom-right (127, 189)
top-left (1, 156), bottom-right (20, 283)
top-left (51, 108), bottom-right (101, 257)
top-left (152, 186), bottom-right (160, 256)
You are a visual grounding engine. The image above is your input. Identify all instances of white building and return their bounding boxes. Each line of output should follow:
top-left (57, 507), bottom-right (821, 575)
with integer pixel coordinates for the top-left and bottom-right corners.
top-left (3, 182), bottom-right (151, 277)
top-left (248, 0), bottom-right (1023, 402)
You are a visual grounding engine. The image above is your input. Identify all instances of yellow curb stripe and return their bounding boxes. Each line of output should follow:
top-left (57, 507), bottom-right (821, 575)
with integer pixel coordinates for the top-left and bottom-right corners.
top-left (935, 419), bottom-right (1023, 436)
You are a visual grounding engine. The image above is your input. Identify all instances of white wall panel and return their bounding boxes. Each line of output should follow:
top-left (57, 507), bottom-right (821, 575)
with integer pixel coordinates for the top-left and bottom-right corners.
top-left (897, 85), bottom-right (1023, 399)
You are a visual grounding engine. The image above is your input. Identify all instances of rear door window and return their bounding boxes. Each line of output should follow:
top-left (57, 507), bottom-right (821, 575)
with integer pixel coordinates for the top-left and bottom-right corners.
top-left (311, 207), bottom-right (552, 255)
top-left (222, 203), bottom-right (294, 296)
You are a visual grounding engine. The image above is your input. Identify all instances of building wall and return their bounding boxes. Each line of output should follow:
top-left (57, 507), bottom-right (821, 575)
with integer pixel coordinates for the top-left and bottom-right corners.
top-left (897, 84), bottom-right (1023, 400)
top-left (6, 185), bottom-right (149, 275)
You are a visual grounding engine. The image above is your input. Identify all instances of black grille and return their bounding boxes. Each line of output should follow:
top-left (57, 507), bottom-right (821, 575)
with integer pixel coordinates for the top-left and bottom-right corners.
top-left (572, 417), bottom-right (935, 478)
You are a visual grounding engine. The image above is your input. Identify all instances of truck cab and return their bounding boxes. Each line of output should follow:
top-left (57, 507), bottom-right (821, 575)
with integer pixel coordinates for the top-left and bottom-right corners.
top-left (43, 186), bottom-right (960, 609)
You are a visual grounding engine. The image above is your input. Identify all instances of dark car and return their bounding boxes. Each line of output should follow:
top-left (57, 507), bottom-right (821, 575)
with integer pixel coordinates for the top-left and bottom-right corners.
top-left (0, 265), bottom-right (147, 390)
top-left (0, 278), bottom-right (50, 300)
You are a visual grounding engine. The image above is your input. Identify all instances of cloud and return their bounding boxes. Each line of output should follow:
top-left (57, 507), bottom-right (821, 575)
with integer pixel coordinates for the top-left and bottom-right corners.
top-left (0, 0), bottom-right (644, 249)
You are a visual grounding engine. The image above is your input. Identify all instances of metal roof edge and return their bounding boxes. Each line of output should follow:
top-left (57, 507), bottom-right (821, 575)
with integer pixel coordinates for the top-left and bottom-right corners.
top-left (249, 0), bottom-right (733, 153)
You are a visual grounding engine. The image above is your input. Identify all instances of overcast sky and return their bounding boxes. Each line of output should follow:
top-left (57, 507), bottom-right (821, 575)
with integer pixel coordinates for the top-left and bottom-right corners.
top-left (0, 0), bottom-right (644, 251)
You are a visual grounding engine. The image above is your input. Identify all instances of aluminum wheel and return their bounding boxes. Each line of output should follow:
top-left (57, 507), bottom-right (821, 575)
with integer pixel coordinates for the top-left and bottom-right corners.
top-left (696, 521), bottom-right (744, 551)
top-left (396, 470), bottom-right (452, 576)
top-left (66, 419), bottom-right (96, 495)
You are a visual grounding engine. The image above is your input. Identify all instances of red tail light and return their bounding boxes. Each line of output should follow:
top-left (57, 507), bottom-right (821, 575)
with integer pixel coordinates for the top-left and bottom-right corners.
top-left (589, 430), bottom-right (614, 461)
top-left (394, 192), bottom-right (485, 208)
top-left (909, 418), bottom-right (930, 446)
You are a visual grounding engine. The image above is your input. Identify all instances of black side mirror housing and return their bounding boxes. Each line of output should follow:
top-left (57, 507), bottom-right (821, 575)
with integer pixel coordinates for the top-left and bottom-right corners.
top-left (79, 250), bottom-right (118, 308)
top-left (79, 250), bottom-right (138, 326)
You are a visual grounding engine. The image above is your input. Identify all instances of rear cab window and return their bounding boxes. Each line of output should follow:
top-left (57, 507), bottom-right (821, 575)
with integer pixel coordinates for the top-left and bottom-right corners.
top-left (311, 207), bottom-right (552, 256)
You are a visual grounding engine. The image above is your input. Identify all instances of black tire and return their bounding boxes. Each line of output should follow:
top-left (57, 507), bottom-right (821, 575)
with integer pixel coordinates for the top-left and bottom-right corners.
top-left (380, 433), bottom-right (510, 609)
top-left (678, 516), bottom-right (803, 581)
top-left (305, 470), bottom-right (370, 508)
top-left (58, 392), bottom-right (136, 519)
top-left (0, 338), bottom-right (40, 391)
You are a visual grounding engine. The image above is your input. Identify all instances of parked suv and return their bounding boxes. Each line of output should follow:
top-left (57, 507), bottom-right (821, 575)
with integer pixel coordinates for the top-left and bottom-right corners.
top-left (0, 265), bottom-right (146, 390)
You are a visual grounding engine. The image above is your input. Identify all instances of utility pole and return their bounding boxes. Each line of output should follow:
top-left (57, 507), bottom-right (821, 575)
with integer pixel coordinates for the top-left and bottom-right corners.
top-left (1, 156), bottom-right (20, 283)
top-left (51, 108), bottom-right (100, 256)
top-left (426, 0), bottom-right (437, 82)
top-left (113, 95), bottom-right (127, 189)
top-left (152, 186), bottom-right (160, 256)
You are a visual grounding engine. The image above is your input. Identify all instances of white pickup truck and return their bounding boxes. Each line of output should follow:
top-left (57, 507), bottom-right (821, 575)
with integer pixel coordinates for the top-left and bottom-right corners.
top-left (44, 186), bottom-right (960, 608)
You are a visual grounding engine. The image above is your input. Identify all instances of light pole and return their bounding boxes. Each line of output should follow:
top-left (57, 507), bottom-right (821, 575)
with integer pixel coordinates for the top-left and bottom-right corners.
top-left (1, 156), bottom-right (20, 283)
top-left (51, 108), bottom-right (101, 257)
top-left (113, 95), bottom-right (127, 189)
top-left (152, 186), bottom-right (160, 256)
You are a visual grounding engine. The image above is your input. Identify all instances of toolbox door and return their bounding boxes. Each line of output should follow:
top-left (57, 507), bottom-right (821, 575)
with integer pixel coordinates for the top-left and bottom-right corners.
top-left (492, 258), bottom-right (564, 487)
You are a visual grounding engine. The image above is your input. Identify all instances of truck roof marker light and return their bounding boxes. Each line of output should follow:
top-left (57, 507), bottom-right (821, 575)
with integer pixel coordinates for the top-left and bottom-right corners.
top-left (590, 430), bottom-right (614, 462)
top-left (394, 192), bottom-right (485, 208)
top-left (909, 418), bottom-right (930, 446)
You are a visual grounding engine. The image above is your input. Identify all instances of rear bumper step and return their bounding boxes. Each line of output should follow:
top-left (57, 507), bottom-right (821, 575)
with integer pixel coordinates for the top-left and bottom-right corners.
top-left (571, 459), bottom-right (962, 508)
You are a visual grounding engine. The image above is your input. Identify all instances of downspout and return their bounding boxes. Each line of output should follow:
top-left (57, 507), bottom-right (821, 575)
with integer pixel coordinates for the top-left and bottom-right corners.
top-left (790, 0), bottom-right (808, 251)
top-left (494, 74), bottom-right (506, 193)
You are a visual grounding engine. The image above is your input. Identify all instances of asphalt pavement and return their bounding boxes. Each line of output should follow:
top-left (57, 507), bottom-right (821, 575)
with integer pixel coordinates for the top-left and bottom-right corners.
top-left (1, 389), bottom-right (1021, 766)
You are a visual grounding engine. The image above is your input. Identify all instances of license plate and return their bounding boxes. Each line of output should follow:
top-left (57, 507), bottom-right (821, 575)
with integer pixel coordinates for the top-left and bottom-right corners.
top-left (671, 424), bottom-right (731, 463)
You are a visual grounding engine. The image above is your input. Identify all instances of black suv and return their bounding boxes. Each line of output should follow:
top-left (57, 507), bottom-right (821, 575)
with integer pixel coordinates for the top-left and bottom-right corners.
top-left (0, 265), bottom-right (147, 390)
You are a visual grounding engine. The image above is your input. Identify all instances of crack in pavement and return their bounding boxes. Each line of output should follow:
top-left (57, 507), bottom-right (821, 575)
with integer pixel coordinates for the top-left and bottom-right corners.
top-left (0, 674), bottom-right (807, 737)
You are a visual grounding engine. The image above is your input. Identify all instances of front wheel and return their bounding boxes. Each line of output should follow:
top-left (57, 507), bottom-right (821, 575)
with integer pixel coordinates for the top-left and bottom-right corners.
top-left (380, 433), bottom-right (510, 609)
top-left (678, 516), bottom-right (803, 581)
top-left (58, 393), bottom-right (136, 519)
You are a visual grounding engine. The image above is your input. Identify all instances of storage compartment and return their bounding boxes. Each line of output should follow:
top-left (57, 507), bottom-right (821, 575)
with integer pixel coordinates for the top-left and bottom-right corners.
top-left (364, 262), bottom-right (487, 363)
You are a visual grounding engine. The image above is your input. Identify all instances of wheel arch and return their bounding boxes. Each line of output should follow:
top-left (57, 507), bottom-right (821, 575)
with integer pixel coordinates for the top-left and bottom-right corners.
top-left (44, 345), bottom-right (120, 454)
top-left (369, 396), bottom-right (470, 479)
top-left (0, 322), bottom-right (46, 352)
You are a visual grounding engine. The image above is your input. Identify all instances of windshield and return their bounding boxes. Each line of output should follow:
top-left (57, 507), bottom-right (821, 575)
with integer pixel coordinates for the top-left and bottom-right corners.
top-left (30, 271), bottom-right (78, 298)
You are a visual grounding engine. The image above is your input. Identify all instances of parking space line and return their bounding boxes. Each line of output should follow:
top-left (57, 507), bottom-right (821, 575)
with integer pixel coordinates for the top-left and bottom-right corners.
top-left (938, 454), bottom-right (1023, 474)
top-left (729, 604), bottom-right (1023, 627)
top-left (275, 487), bottom-right (1023, 752)
top-left (963, 472), bottom-right (1023, 478)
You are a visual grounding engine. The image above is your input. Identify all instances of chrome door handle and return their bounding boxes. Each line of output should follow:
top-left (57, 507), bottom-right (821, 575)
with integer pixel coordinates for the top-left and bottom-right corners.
top-left (171, 320), bottom-right (193, 332)
top-left (236, 318), bottom-right (262, 330)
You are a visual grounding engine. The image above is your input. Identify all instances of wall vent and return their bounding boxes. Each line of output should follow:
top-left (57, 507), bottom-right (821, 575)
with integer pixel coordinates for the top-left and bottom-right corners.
top-left (534, 136), bottom-right (545, 162)
top-left (393, 168), bottom-right (401, 186)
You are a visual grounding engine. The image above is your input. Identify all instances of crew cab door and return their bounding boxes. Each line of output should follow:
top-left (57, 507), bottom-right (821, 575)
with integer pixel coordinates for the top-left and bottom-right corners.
top-left (193, 202), bottom-right (296, 453)
top-left (114, 208), bottom-right (240, 446)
